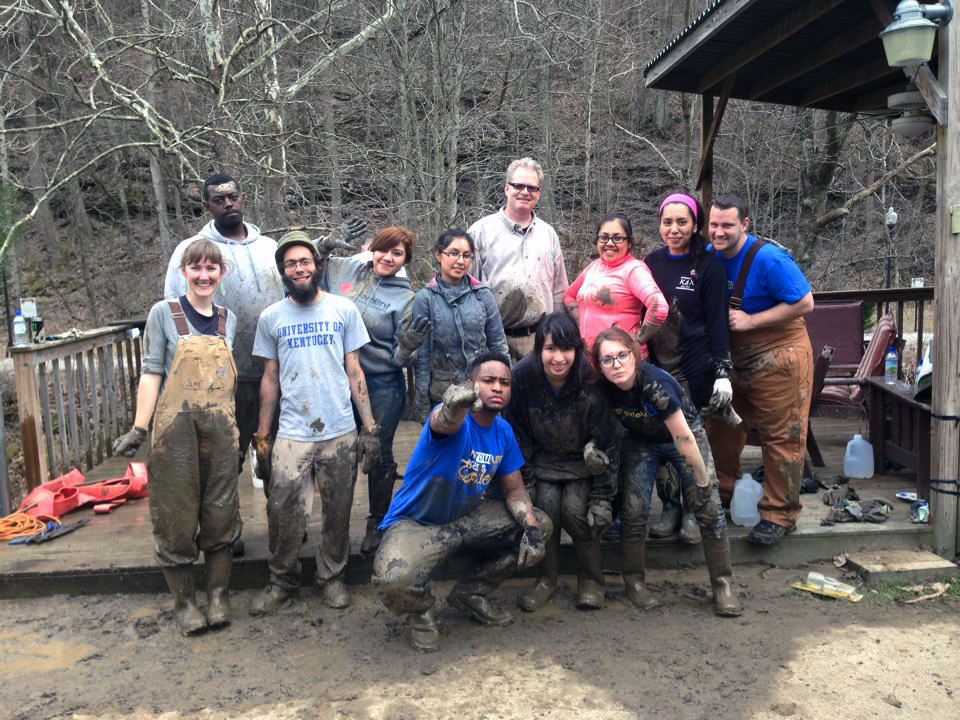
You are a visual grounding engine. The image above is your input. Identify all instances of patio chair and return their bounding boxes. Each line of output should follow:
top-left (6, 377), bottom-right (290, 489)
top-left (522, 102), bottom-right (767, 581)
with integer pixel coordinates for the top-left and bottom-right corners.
top-left (818, 313), bottom-right (898, 408)
top-left (805, 300), bottom-right (864, 377)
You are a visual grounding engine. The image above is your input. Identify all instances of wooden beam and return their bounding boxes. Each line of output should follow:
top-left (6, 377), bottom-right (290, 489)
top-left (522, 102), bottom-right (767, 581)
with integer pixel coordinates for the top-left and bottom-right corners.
top-left (748, 18), bottom-right (884, 99)
top-left (801, 58), bottom-right (899, 105)
top-left (699, 93), bottom-right (714, 205)
top-left (697, 0), bottom-right (845, 93)
top-left (644, 0), bottom-right (756, 89)
top-left (696, 75), bottom-right (734, 192)
top-left (931, 16), bottom-right (959, 559)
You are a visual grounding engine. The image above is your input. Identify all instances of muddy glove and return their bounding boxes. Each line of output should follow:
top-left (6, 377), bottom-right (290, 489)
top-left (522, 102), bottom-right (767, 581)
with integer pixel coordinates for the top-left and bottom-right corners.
top-left (112, 426), bottom-right (147, 457)
top-left (583, 439), bottom-right (610, 476)
top-left (396, 316), bottom-right (431, 363)
top-left (517, 524), bottom-right (545, 569)
top-left (709, 377), bottom-right (733, 412)
top-left (435, 382), bottom-right (483, 427)
top-left (357, 424), bottom-right (382, 474)
top-left (252, 432), bottom-right (273, 482)
top-left (317, 216), bottom-right (368, 257)
top-left (587, 499), bottom-right (614, 535)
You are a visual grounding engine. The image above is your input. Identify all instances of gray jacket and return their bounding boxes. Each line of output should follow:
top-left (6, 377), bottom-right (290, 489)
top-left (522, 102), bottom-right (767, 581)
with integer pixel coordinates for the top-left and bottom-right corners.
top-left (412, 274), bottom-right (509, 417)
top-left (322, 257), bottom-right (415, 376)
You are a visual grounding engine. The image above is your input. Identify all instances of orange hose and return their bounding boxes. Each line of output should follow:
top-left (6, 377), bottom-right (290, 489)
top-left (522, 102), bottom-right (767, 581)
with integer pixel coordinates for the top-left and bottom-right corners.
top-left (0, 512), bottom-right (60, 542)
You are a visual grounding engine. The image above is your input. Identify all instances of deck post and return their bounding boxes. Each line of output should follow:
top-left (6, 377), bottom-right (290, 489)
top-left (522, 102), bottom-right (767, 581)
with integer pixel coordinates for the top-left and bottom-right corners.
top-left (10, 347), bottom-right (48, 490)
top-left (931, 15), bottom-right (960, 559)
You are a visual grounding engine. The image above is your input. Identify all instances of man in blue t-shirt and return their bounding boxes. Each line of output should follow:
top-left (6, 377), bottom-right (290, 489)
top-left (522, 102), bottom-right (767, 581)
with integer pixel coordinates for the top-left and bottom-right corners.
top-left (706, 191), bottom-right (814, 547)
top-left (373, 352), bottom-right (551, 652)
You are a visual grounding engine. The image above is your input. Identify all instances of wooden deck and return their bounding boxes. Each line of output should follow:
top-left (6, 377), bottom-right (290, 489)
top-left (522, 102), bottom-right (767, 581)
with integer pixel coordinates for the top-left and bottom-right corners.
top-left (0, 417), bottom-right (931, 599)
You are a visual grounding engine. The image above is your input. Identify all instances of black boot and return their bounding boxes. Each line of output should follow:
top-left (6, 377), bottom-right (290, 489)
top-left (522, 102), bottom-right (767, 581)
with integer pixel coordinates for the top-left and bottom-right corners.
top-left (701, 533), bottom-right (742, 617)
top-left (204, 550), bottom-right (233, 629)
top-left (361, 463), bottom-right (396, 555)
top-left (573, 538), bottom-right (605, 609)
top-left (448, 552), bottom-right (515, 625)
top-left (518, 529), bottom-right (559, 612)
top-left (649, 465), bottom-right (682, 539)
top-left (162, 566), bottom-right (207, 636)
top-left (621, 538), bottom-right (659, 610)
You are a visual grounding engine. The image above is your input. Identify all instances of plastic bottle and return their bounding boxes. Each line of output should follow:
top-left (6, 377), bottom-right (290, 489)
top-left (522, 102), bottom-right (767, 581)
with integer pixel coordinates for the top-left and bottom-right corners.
top-left (730, 472), bottom-right (762, 527)
top-left (883, 345), bottom-right (897, 383)
top-left (843, 433), bottom-right (874, 478)
top-left (249, 447), bottom-right (264, 489)
top-left (12, 310), bottom-right (27, 346)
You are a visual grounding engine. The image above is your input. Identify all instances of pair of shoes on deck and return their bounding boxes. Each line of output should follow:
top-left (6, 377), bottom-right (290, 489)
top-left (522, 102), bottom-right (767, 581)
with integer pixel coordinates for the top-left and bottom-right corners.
top-left (747, 519), bottom-right (796, 546)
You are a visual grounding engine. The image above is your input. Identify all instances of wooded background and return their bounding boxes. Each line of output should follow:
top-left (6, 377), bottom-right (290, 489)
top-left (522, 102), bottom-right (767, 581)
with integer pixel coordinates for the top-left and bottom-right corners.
top-left (0, 0), bottom-right (938, 332)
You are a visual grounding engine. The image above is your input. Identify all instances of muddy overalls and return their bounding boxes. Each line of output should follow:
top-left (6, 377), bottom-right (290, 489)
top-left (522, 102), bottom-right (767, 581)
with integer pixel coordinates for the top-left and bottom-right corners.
top-left (148, 301), bottom-right (242, 566)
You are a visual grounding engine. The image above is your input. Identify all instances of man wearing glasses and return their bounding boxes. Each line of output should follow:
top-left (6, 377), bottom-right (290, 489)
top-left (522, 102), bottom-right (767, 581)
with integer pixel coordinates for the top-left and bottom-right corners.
top-left (469, 157), bottom-right (569, 362)
top-left (248, 231), bottom-right (380, 615)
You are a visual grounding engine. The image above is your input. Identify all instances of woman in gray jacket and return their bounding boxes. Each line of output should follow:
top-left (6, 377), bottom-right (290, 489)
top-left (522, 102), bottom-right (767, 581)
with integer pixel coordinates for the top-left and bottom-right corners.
top-left (412, 229), bottom-right (509, 422)
top-left (324, 226), bottom-right (429, 554)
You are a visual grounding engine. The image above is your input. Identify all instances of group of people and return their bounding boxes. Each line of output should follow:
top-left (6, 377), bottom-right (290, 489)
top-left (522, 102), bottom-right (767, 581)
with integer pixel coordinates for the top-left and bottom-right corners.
top-left (113, 157), bottom-right (815, 651)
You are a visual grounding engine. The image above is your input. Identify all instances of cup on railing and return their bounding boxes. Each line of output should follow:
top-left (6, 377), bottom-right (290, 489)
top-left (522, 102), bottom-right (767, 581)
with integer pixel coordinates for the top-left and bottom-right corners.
top-left (911, 278), bottom-right (924, 288)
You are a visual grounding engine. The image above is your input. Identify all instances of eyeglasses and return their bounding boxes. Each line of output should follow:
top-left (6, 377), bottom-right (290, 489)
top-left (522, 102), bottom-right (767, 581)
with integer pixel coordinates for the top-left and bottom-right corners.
top-left (598, 350), bottom-right (633, 368)
top-left (283, 258), bottom-right (315, 270)
top-left (597, 234), bottom-right (629, 245)
top-left (507, 182), bottom-right (541, 194)
top-left (440, 250), bottom-right (475, 262)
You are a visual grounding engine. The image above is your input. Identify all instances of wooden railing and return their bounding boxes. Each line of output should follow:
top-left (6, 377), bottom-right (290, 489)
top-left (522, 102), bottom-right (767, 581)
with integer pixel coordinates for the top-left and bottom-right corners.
top-left (10, 326), bottom-right (142, 490)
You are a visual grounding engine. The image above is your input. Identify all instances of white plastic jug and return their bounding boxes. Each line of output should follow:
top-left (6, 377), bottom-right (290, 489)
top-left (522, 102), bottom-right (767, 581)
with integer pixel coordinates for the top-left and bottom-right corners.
top-left (730, 473), bottom-right (762, 527)
top-left (843, 433), bottom-right (874, 479)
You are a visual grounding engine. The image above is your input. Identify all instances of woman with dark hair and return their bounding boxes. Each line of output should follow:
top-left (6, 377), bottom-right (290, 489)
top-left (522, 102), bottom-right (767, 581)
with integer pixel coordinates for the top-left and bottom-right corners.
top-left (563, 212), bottom-right (667, 356)
top-left (323, 226), bottom-right (428, 554)
top-left (504, 312), bottom-right (621, 611)
top-left (412, 228), bottom-right (509, 423)
top-left (644, 192), bottom-right (734, 543)
top-left (592, 326), bottom-right (741, 617)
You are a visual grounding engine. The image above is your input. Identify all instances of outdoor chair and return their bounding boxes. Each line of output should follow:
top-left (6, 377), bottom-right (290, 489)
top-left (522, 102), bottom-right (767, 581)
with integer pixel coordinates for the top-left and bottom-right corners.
top-left (818, 313), bottom-right (898, 408)
top-left (805, 300), bottom-right (864, 377)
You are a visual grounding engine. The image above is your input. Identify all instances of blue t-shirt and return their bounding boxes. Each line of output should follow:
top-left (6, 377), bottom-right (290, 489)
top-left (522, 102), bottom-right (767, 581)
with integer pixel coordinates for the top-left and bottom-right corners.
top-left (716, 235), bottom-right (810, 314)
top-left (380, 412), bottom-right (525, 530)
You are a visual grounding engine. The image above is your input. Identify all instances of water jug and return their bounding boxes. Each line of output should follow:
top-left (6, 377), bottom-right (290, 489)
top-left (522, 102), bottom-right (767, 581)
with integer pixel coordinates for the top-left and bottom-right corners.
top-left (843, 433), bottom-right (874, 478)
top-left (730, 473), bottom-right (762, 527)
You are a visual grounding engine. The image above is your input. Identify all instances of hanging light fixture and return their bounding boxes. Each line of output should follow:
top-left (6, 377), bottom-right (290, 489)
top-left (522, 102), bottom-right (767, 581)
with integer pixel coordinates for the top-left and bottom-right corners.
top-left (887, 84), bottom-right (936, 136)
top-left (880, 1), bottom-right (953, 67)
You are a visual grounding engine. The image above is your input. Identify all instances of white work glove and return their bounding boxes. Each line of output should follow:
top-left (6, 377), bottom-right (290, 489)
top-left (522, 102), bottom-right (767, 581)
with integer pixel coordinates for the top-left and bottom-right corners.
top-left (709, 377), bottom-right (733, 411)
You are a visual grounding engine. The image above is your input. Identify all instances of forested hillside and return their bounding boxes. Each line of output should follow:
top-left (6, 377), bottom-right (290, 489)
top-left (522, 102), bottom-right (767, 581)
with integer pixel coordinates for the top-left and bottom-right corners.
top-left (0, 0), bottom-right (937, 335)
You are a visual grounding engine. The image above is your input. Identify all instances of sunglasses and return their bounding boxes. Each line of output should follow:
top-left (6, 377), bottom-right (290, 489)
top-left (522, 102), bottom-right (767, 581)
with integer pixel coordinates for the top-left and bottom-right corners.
top-left (507, 182), bottom-right (541, 194)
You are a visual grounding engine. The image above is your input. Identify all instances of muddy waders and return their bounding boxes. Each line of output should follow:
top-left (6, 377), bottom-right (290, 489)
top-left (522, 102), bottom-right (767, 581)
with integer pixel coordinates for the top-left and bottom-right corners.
top-left (148, 308), bottom-right (241, 636)
top-left (573, 538), bottom-right (605, 609)
top-left (621, 537), bottom-right (659, 610)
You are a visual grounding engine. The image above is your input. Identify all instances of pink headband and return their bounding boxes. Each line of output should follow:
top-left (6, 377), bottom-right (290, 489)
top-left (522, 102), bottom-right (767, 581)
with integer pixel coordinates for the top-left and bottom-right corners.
top-left (659, 193), bottom-right (699, 222)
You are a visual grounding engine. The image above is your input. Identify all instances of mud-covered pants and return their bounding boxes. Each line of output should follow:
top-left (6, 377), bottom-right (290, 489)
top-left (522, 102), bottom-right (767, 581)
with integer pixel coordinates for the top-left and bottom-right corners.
top-left (266, 431), bottom-right (357, 590)
top-left (373, 500), bottom-right (553, 615)
top-left (706, 318), bottom-right (813, 528)
top-left (534, 478), bottom-right (593, 543)
top-left (620, 422), bottom-right (726, 542)
top-left (148, 335), bottom-right (241, 567)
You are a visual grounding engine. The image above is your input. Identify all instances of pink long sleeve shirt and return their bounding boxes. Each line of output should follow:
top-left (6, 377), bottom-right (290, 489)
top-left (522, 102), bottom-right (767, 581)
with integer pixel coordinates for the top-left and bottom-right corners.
top-left (564, 254), bottom-right (668, 357)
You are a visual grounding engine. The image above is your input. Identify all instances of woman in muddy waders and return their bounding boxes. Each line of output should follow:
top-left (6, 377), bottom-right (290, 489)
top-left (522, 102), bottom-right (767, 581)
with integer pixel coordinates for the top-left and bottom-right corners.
top-left (412, 228), bottom-right (508, 423)
top-left (643, 192), bottom-right (734, 545)
top-left (322, 226), bottom-right (428, 555)
top-left (563, 213), bottom-right (668, 357)
top-left (504, 312), bottom-right (621, 612)
top-left (593, 326), bottom-right (741, 617)
top-left (113, 238), bottom-right (240, 636)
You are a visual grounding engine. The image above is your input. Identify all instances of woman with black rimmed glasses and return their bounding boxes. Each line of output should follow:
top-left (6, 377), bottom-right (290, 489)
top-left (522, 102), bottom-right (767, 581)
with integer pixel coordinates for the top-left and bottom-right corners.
top-left (563, 213), bottom-right (667, 358)
top-left (412, 229), bottom-right (508, 423)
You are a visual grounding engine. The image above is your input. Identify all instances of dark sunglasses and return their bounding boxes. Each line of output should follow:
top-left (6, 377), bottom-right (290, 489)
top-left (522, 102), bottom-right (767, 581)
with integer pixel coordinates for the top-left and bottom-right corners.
top-left (507, 182), bottom-right (541, 194)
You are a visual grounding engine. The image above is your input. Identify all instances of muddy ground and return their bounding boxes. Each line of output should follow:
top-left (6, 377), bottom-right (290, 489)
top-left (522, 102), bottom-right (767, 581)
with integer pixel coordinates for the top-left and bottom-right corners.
top-left (1, 563), bottom-right (957, 720)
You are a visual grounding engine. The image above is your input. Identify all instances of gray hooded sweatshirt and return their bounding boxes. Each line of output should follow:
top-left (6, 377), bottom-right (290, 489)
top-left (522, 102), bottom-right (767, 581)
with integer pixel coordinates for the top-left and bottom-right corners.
top-left (322, 257), bottom-right (415, 376)
top-left (164, 220), bottom-right (283, 381)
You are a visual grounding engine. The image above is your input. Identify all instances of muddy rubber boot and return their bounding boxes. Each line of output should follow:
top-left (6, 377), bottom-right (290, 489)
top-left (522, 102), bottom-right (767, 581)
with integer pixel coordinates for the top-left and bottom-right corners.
top-left (162, 566), bottom-right (207, 636)
top-left (407, 608), bottom-right (440, 652)
top-left (621, 538), bottom-right (659, 610)
top-left (320, 579), bottom-right (351, 609)
top-left (701, 534), bottom-right (742, 617)
top-left (204, 550), bottom-right (233, 629)
top-left (679, 510), bottom-right (702, 545)
top-left (361, 463), bottom-right (396, 555)
top-left (448, 552), bottom-right (515, 625)
top-left (518, 530), bottom-right (559, 612)
top-left (649, 466), bottom-right (682, 539)
top-left (573, 538), bottom-right (605, 610)
top-left (249, 583), bottom-right (295, 617)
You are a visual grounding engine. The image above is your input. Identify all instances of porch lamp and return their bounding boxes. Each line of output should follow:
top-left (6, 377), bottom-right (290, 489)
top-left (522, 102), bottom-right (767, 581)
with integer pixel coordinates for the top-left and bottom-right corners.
top-left (880, 1), bottom-right (954, 67)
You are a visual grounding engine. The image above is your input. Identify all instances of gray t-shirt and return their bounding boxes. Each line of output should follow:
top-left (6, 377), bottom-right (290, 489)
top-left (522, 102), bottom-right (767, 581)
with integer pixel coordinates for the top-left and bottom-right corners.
top-left (142, 300), bottom-right (237, 376)
top-left (253, 293), bottom-right (370, 442)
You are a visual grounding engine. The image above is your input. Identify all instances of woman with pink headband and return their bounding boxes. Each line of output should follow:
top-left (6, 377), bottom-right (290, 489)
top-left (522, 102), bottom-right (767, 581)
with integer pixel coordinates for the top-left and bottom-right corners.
top-left (644, 191), bottom-right (733, 543)
top-left (563, 212), bottom-right (667, 357)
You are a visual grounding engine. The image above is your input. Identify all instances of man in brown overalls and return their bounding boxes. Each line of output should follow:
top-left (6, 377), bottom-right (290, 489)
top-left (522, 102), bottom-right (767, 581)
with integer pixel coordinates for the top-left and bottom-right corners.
top-left (705, 192), bottom-right (814, 546)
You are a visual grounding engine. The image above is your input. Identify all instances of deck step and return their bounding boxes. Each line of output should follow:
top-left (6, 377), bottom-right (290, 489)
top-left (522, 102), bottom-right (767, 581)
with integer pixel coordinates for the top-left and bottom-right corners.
top-left (845, 549), bottom-right (959, 584)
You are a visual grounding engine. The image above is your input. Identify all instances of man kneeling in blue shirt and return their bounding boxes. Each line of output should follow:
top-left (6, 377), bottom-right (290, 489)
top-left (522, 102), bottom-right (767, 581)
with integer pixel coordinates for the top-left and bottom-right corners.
top-left (373, 352), bottom-right (551, 652)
